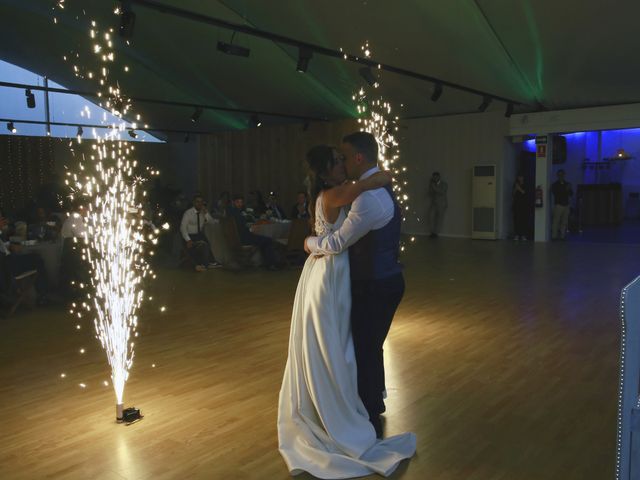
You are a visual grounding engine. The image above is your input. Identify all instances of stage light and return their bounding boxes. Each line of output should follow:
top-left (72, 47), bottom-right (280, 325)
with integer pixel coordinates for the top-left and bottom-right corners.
top-left (119, 1), bottom-right (135, 39)
top-left (191, 107), bottom-right (203, 123)
top-left (296, 46), bottom-right (313, 73)
top-left (25, 89), bottom-right (36, 108)
top-left (77, 125), bottom-right (84, 137)
top-left (249, 114), bottom-right (262, 128)
top-left (7, 122), bottom-right (16, 133)
top-left (217, 40), bottom-right (250, 58)
top-left (128, 129), bottom-right (137, 138)
top-left (359, 67), bottom-right (377, 87)
top-left (505, 102), bottom-right (514, 118)
top-left (478, 95), bottom-right (492, 112)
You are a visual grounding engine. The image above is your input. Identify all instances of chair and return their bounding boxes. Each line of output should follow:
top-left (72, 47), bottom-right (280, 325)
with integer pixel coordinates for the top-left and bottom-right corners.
top-left (283, 219), bottom-right (311, 266)
top-left (0, 254), bottom-right (38, 317)
top-left (221, 217), bottom-right (259, 267)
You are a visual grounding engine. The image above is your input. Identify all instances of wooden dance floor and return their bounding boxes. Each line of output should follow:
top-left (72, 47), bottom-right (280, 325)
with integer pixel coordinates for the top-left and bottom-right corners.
top-left (0, 237), bottom-right (635, 479)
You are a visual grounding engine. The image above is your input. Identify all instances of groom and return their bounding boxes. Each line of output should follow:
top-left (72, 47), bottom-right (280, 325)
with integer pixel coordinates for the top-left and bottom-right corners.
top-left (305, 131), bottom-right (404, 438)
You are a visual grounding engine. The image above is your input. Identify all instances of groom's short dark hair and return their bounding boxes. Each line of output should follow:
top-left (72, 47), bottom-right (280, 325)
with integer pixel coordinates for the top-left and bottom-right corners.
top-left (343, 131), bottom-right (378, 164)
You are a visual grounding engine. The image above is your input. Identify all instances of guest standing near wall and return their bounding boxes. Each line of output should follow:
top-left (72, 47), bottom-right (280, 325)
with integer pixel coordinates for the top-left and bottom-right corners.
top-left (551, 169), bottom-right (573, 241)
top-left (428, 171), bottom-right (448, 238)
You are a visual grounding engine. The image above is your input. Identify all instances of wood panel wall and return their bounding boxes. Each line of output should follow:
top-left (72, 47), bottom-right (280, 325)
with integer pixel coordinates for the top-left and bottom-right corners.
top-left (198, 118), bottom-right (359, 209)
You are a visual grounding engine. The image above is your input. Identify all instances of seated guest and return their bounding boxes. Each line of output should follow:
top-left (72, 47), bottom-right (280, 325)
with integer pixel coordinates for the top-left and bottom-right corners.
top-left (215, 191), bottom-right (231, 218)
top-left (248, 190), bottom-right (267, 217)
top-left (227, 194), bottom-right (280, 270)
top-left (0, 236), bottom-right (50, 305)
top-left (28, 206), bottom-right (60, 241)
top-left (290, 191), bottom-right (310, 220)
top-left (265, 192), bottom-right (287, 220)
top-left (180, 194), bottom-right (221, 271)
top-left (60, 204), bottom-right (90, 299)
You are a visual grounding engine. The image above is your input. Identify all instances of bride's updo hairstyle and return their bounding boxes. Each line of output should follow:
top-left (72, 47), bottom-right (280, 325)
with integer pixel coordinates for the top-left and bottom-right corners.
top-left (306, 145), bottom-right (336, 234)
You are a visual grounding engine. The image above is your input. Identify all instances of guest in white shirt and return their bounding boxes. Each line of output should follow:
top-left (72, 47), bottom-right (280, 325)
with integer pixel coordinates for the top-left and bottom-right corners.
top-left (180, 194), bottom-right (220, 271)
top-left (60, 204), bottom-right (90, 300)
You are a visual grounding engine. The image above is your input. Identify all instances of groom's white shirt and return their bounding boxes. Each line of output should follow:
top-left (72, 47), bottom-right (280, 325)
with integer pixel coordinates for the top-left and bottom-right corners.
top-left (307, 166), bottom-right (395, 256)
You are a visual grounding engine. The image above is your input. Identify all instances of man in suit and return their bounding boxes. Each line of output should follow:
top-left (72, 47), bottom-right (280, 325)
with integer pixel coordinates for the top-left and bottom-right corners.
top-left (305, 131), bottom-right (404, 438)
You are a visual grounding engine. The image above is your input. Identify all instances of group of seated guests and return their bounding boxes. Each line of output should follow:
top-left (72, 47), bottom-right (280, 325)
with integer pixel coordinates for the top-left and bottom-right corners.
top-left (179, 190), bottom-right (311, 272)
top-left (0, 202), bottom-right (90, 306)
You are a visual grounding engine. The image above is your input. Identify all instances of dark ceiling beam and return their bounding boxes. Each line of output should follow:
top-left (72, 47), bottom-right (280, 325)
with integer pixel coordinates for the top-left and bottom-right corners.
top-left (127, 0), bottom-right (527, 106)
top-left (0, 81), bottom-right (325, 122)
top-left (0, 117), bottom-right (239, 136)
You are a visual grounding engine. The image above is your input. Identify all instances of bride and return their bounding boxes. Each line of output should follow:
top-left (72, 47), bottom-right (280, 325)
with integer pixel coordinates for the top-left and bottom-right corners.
top-left (277, 145), bottom-right (416, 478)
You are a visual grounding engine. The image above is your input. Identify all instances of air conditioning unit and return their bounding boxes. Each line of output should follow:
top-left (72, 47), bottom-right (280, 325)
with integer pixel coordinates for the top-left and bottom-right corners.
top-left (471, 165), bottom-right (497, 239)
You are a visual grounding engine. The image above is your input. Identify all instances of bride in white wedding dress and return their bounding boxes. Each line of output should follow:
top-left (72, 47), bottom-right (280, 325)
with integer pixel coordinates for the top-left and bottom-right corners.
top-left (277, 145), bottom-right (416, 479)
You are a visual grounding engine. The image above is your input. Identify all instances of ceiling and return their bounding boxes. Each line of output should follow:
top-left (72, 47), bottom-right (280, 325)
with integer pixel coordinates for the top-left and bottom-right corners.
top-left (1, 0), bottom-right (639, 135)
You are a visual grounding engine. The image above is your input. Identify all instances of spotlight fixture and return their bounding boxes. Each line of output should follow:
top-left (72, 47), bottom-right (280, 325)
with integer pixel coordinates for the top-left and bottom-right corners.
top-left (359, 67), bottom-right (377, 87)
top-left (430, 83), bottom-right (443, 102)
top-left (217, 40), bottom-right (250, 58)
top-left (504, 102), bottom-right (514, 118)
top-left (119, 1), bottom-right (136, 39)
top-left (478, 95), bottom-right (492, 112)
top-left (25, 89), bottom-right (36, 109)
top-left (128, 129), bottom-right (137, 139)
top-left (249, 114), bottom-right (262, 128)
top-left (296, 46), bottom-right (313, 73)
top-left (7, 121), bottom-right (16, 133)
top-left (191, 107), bottom-right (203, 123)
top-left (77, 125), bottom-right (84, 137)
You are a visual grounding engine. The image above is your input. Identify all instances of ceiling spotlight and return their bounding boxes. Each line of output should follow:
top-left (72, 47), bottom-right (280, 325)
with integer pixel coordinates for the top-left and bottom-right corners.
top-left (7, 122), bottom-right (16, 133)
top-left (296, 46), bottom-right (313, 73)
top-left (359, 67), bottom-right (377, 87)
top-left (504, 103), bottom-right (514, 118)
top-left (478, 95), bottom-right (492, 112)
top-left (217, 40), bottom-right (250, 58)
top-left (191, 107), bottom-right (203, 123)
top-left (128, 129), bottom-right (137, 139)
top-left (77, 126), bottom-right (84, 137)
top-left (119, 1), bottom-right (136, 39)
top-left (25, 89), bottom-right (36, 108)
top-left (430, 83), bottom-right (443, 102)
top-left (249, 114), bottom-right (262, 128)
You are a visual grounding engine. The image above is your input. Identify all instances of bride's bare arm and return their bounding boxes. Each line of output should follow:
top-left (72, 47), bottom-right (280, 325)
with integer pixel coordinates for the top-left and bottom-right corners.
top-left (323, 171), bottom-right (392, 209)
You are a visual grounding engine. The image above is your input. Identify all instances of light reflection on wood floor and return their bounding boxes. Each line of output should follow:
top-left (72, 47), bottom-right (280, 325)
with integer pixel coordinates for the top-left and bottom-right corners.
top-left (0, 238), bottom-right (635, 479)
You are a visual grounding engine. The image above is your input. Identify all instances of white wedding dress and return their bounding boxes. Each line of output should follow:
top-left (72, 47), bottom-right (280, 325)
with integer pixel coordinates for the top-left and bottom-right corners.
top-left (277, 193), bottom-right (416, 479)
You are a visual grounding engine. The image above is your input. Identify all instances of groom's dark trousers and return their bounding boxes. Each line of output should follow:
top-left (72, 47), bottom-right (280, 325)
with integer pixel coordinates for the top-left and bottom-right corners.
top-left (351, 273), bottom-right (404, 419)
top-left (349, 183), bottom-right (404, 422)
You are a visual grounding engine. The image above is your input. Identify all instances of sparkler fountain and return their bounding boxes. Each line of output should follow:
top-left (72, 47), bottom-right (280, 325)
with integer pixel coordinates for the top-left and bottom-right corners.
top-left (54, 0), bottom-right (161, 422)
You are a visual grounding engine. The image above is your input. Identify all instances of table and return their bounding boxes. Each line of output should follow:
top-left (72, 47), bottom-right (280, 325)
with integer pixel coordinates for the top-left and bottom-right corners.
top-left (21, 240), bottom-right (63, 287)
top-left (251, 220), bottom-right (291, 241)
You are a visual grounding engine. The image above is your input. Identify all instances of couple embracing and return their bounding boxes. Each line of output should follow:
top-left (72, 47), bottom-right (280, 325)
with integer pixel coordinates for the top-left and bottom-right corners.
top-left (278, 131), bottom-right (416, 478)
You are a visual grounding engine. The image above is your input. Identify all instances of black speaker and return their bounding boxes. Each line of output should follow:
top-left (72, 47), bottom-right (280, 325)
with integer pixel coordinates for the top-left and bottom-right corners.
top-left (552, 135), bottom-right (566, 164)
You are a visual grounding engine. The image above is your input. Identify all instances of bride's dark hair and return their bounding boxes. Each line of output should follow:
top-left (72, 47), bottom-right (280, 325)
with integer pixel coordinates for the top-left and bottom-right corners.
top-left (306, 145), bottom-right (337, 234)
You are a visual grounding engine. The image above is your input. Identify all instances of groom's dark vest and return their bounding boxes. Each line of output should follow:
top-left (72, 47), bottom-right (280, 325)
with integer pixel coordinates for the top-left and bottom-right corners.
top-left (349, 184), bottom-right (403, 282)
